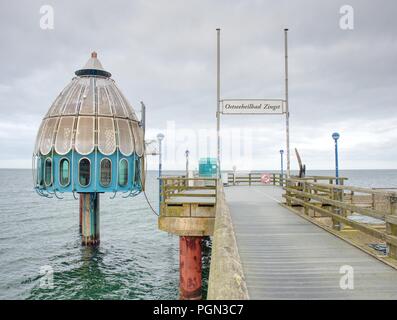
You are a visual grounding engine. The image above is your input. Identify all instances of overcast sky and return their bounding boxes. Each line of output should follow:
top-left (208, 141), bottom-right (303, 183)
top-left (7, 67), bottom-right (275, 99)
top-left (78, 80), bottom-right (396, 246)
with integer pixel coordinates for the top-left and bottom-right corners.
top-left (0, 0), bottom-right (396, 170)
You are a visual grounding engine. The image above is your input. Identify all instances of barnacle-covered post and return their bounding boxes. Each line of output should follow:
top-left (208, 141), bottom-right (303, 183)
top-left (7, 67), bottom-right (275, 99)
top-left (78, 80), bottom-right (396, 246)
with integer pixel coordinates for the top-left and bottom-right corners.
top-left (33, 52), bottom-right (145, 245)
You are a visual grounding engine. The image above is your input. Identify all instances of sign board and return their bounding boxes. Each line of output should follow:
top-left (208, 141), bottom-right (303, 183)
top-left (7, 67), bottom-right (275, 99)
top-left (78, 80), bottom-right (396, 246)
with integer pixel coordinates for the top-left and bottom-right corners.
top-left (261, 173), bottom-right (271, 184)
top-left (221, 99), bottom-right (285, 115)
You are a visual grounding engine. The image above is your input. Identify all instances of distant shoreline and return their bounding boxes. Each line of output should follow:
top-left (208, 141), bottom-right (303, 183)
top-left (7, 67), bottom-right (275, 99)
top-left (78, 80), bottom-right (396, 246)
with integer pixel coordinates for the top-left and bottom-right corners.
top-left (2, 168), bottom-right (397, 171)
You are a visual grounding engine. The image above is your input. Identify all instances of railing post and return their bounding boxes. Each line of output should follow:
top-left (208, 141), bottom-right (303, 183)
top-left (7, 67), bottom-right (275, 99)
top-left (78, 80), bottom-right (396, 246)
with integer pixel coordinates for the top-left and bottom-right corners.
top-left (338, 186), bottom-right (346, 217)
top-left (387, 195), bottom-right (397, 259)
top-left (286, 179), bottom-right (292, 206)
top-left (303, 181), bottom-right (309, 215)
top-left (331, 186), bottom-right (342, 231)
top-left (249, 173), bottom-right (251, 186)
top-left (162, 178), bottom-right (166, 204)
top-left (313, 178), bottom-right (318, 195)
top-left (346, 190), bottom-right (354, 215)
top-left (273, 173), bottom-right (276, 186)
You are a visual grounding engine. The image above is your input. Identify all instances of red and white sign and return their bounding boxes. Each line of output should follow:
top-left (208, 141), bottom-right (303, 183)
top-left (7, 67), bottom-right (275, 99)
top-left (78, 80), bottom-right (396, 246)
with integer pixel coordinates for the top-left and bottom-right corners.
top-left (261, 173), bottom-right (271, 184)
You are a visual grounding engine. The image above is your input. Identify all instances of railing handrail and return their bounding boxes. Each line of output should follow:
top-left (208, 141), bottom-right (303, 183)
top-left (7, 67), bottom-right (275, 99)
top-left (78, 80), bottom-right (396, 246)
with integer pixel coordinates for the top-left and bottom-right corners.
top-left (283, 177), bottom-right (397, 260)
top-left (159, 176), bottom-right (217, 181)
top-left (284, 184), bottom-right (386, 220)
top-left (287, 177), bottom-right (397, 197)
top-left (159, 176), bottom-right (218, 204)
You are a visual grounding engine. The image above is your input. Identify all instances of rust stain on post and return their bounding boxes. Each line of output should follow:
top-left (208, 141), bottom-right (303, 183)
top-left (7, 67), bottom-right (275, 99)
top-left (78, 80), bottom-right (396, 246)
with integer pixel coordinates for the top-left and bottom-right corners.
top-left (80, 193), bottom-right (100, 246)
top-left (179, 236), bottom-right (202, 300)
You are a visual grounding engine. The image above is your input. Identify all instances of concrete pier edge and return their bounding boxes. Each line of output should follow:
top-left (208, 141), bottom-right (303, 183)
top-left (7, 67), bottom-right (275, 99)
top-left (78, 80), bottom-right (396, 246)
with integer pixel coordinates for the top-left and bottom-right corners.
top-left (207, 183), bottom-right (249, 300)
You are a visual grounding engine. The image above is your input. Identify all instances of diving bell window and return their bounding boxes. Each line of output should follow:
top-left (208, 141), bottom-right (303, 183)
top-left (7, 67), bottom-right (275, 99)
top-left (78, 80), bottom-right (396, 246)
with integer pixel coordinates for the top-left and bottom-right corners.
top-left (37, 158), bottom-right (44, 186)
top-left (59, 158), bottom-right (70, 187)
top-left (134, 158), bottom-right (140, 184)
top-left (100, 158), bottom-right (112, 187)
top-left (44, 158), bottom-right (52, 186)
top-left (118, 159), bottom-right (128, 186)
top-left (79, 158), bottom-right (91, 186)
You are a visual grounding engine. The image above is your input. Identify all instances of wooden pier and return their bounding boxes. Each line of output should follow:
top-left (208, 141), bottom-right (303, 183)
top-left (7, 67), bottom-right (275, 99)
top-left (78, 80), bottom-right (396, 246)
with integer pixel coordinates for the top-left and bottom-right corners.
top-left (218, 184), bottom-right (397, 299)
top-left (159, 174), bottom-right (397, 299)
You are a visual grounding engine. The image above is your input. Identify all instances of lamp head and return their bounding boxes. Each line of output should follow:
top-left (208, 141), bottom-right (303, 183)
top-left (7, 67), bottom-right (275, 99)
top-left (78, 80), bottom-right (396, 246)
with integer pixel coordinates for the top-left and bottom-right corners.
top-left (332, 132), bottom-right (340, 141)
top-left (280, 149), bottom-right (284, 154)
top-left (157, 133), bottom-right (165, 141)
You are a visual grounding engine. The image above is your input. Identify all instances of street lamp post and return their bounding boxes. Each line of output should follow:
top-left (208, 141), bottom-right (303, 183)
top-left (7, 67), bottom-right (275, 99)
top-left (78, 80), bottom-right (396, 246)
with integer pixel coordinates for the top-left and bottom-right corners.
top-left (280, 149), bottom-right (284, 186)
top-left (157, 133), bottom-right (165, 210)
top-left (332, 132), bottom-right (341, 230)
top-left (332, 132), bottom-right (340, 185)
top-left (185, 150), bottom-right (190, 179)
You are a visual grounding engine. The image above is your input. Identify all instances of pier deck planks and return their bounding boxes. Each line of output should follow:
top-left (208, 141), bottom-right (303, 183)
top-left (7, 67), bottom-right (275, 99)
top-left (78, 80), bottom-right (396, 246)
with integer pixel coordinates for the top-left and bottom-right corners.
top-left (225, 185), bottom-right (397, 299)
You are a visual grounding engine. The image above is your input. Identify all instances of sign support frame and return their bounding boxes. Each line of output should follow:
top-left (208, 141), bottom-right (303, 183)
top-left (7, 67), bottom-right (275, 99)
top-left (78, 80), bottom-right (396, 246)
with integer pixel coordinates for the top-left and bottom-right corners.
top-left (216, 28), bottom-right (291, 177)
top-left (216, 28), bottom-right (221, 177)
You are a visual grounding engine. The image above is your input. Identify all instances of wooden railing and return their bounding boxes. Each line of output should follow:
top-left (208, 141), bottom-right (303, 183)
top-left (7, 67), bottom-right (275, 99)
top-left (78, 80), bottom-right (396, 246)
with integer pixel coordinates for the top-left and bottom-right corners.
top-left (283, 177), bottom-right (397, 260)
top-left (160, 176), bottom-right (217, 203)
top-left (226, 173), bottom-right (348, 187)
top-left (158, 176), bottom-right (218, 236)
top-left (227, 172), bottom-right (287, 186)
top-left (290, 175), bottom-right (348, 185)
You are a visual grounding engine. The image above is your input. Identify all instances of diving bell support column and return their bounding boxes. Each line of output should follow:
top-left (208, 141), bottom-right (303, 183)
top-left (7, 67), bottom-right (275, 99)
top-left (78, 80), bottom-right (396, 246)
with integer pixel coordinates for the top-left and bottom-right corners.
top-left (80, 193), bottom-right (100, 246)
top-left (179, 236), bottom-right (203, 300)
top-left (79, 194), bottom-right (83, 232)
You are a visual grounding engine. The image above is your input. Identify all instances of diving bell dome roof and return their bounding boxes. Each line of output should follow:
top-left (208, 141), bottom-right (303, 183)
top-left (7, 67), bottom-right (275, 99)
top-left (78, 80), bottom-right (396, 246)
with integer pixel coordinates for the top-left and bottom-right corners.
top-left (34, 52), bottom-right (144, 157)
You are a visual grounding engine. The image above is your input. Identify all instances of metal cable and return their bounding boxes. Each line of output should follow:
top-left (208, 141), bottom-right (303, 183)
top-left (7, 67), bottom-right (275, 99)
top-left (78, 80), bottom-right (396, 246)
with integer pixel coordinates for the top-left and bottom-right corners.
top-left (139, 154), bottom-right (159, 217)
top-left (141, 183), bottom-right (159, 217)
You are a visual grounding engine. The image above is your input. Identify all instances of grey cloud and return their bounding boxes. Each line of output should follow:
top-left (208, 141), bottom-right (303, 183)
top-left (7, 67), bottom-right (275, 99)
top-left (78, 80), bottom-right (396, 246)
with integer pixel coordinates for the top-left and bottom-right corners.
top-left (0, 0), bottom-right (396, 169)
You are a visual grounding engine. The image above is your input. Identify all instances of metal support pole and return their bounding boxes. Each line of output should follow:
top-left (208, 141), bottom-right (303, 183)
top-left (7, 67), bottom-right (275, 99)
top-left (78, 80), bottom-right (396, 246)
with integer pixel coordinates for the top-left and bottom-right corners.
top-left (79, 193), bottom-right (83, 233)
top-left (80, 192), bottom-right (100, 246)
top-left (335, 140), bottom-right (339, 185)
top-left (280, 149), bottom-right (284, 186)
top-left (140, 102), bottom-right (147, 192)
top-left (185, 149), bottom-right (189, 179)
top-left (158, 140), bottom-right (162, 209)
top-left (140, 101), bottom-right (146, 135)
top-left (179, 236), bottom-right (202, 300)
top-left (284, 28), bottom-right (291, 177)
top-left (216, 28), bottom-right (221, 177)
top-left (331, 132), bottom-right (341, 229)
top-left (157, 133), bottom-right (165, 211)
top-left (159, 139), bottom-right (162, 200)
top-left (332, 132), bottom-right (340, 185)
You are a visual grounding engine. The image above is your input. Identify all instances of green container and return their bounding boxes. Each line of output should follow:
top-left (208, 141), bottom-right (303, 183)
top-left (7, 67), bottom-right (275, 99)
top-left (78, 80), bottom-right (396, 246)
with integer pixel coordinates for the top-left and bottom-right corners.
top-left (198, 158), bottom-right (218, 177)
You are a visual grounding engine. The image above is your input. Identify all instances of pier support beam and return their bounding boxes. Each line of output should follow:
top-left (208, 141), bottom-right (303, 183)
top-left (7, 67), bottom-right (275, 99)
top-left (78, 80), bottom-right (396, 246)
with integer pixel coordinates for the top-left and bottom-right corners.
top-left (80, 193), bottom-right (100, 246)
top-left (179, 236), bottom-right (202, 300)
